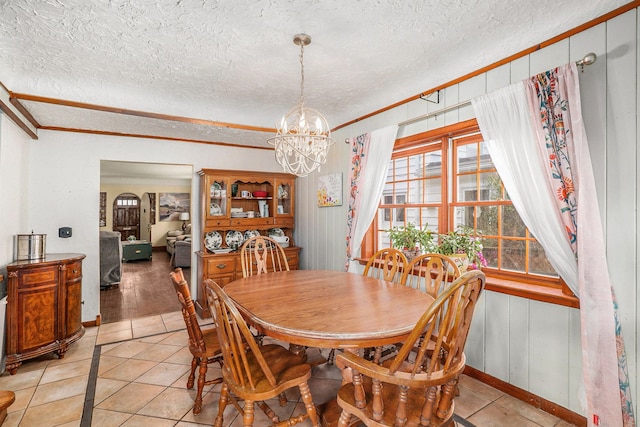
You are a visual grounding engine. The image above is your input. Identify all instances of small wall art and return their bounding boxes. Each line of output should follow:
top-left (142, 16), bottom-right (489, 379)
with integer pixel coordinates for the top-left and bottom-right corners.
top-left (317, 173), bottom-right (342, 207)
top-left (159, 192), bottom-right (190, 221)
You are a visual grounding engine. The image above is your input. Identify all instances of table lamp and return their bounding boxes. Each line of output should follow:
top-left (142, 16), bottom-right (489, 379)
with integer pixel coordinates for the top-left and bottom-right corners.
top-left (179, 212), bottom-right (190, 231)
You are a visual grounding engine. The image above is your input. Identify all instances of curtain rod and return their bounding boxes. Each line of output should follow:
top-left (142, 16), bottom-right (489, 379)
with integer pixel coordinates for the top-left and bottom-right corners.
top-left (344, 53), bottom-right (597, 143)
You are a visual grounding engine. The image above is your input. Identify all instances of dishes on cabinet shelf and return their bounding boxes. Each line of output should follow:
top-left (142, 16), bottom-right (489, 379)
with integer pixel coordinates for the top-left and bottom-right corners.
top-left (225, 230), bottom-right (244, 248)
top-left (210, 203), bottom-right (222, 216)
top-left (204, 231), bottom-right (222, 251)
top-left (244, 230), bottom-right (260, 240)
top-left (211, 248), bottom-right (234, 254)
top-left (268, 228), bottom-right (284, 237)
top-left (231, 212), bottom-right (248, 218)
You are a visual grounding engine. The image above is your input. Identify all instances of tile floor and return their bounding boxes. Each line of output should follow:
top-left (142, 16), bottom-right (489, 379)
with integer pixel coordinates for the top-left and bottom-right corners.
top-left (0, 311), bottom-right (578, 427)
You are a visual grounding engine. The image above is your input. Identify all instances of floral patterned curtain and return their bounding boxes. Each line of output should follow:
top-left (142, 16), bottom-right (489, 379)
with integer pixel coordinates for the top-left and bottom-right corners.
top-left (345, 125), bottom-right (398, 271)
top-left (472, 63), bottom-right (634, 426)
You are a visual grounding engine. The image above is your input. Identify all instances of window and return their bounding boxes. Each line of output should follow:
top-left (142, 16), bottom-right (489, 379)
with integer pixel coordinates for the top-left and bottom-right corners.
top-left (366, 120), bottom-right (565, 292)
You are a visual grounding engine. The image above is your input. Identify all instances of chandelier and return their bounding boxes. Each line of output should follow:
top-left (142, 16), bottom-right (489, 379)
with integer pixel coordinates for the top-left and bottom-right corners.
top-left (267, 34), bottom-right (334, 177)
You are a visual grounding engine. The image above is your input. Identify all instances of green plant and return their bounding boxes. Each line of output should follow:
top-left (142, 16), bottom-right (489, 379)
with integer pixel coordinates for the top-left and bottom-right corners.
top-left (386, 223), bottom-right (437, 252)
top-left (436, 225), bottom-right (486, 267)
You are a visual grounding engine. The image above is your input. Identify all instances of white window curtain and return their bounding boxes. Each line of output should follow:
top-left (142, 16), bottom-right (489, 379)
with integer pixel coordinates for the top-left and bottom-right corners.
top-left (345, 125), bottom-right (398, 272)
top-left (471, 63), bottom-right (633, 426)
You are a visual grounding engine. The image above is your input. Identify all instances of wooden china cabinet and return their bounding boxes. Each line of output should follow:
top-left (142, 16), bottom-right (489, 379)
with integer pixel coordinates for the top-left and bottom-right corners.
top-left (195, 169), bottom-right (300, 318)
top-left (5, 253), bottom-right (85, 374)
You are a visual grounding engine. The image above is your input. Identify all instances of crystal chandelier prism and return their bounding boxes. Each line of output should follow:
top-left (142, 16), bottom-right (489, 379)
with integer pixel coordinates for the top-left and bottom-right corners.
top-left (267, 34), bottom-right (334, 177)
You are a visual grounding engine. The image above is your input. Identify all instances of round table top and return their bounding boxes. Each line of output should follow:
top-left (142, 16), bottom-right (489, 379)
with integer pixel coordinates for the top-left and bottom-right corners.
top-left (223, 269), bottom-right (434, 349)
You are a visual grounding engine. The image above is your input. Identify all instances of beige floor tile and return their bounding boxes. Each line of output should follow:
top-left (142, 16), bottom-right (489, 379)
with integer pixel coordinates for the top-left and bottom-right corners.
top-left (56, 419), bottom-right (81, 427)
top-left (0, 369), bottom-right (43, 391)
top-left (132, 315), bottom-right (164, 329)
top-left (30, 374), bottom-right (89, 406)
top-left (91, 408), bottom-right (133, 427)
top-left (467, 400), bottom-right (543, 427)
top-left (159, 330), bottom-right (190, 346)
top-left (139, 332), bottom-right (174, 343)
top-left (101, 340), bottom-right (154, 359)
top-left (164, 346), bottom-right (195, 366)
top-left (132, 343), bottom-right (183, 362)
top-left (133, 323), bottom-right (169, 338)
top-left (454, 380), bottom-right (493, 418)
top-left (97, 328), bottom-right (134, 345)
top-left (98, 355), bottom-right (128, 375)
top-left (134, 362), bottom-right (190, 387)
top-left (2, 408), bottom-right (25, 427)
top-left (495, 394), bottom-right (561, 427)
top-left (180, 389), bottom-right (238, 426)
top-left (99, 320), bottom-right (133, 334)
top-left (163, 319), bottom-right (188, 332)
top-left (94, 377), bottom-right (130, 406)
top-left (54, 339), bottom-right (96, 364)
top-left (96, 382), bottom-right (166, 414)
top-left (84, 326), bottom-right (99, 337)
top-left (229, 398), bottom-right (300, 427)
top-left (19, 394), bottom-right (84, 427)
top-left (39, 359), bottom-right (92, 385)
top-left (161, 310), bottom-right (183, 324)
top-left (175, 421), bottom-right (213, 426)
top-left (458, 374), bottom-right (504, 401)
top-left (9, 386), bottom-right (36, 412)
top-left (100, 359), bottom-right (158, 382)
top-left (137, 386), bottom-right (196, 420)
top-left (121, 414), bottom-right (178, 426)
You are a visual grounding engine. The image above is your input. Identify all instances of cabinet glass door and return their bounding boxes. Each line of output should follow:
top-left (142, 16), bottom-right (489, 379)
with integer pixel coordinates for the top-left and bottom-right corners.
top-left (207, 176), bottom-right (228, 218)
top-left (275, 178), bottom-right (294, 217)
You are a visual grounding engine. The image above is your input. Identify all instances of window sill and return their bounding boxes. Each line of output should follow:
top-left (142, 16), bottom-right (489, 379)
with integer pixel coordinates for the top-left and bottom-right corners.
top-left (353, 258), bottom-right (580, 309)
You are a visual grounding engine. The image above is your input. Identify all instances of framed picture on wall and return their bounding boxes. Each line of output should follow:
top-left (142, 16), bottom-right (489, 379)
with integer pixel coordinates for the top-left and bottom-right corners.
top-left (317, 173), bottom-right (342, 207)
top-left (159, 192), bottom-right (190, 221)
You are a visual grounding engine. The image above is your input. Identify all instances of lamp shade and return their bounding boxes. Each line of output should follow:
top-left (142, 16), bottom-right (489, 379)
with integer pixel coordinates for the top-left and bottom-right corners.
top-left (178, 212), bottom-right (190, 221)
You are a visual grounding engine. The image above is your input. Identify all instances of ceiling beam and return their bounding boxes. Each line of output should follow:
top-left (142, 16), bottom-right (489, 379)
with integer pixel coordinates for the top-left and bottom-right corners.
top-left (0, 83), bottom-right (38, 139)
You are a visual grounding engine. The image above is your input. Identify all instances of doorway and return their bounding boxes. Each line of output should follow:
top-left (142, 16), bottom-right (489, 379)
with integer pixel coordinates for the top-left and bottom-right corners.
top-left (100, 160), bottom-right (193, 323)
top-left (113, 193), bottom-right (140, 240)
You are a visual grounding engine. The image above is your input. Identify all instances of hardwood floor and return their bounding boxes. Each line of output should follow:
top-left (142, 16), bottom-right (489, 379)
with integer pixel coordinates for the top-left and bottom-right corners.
top-left (99, 250), bottom-right (184, 323)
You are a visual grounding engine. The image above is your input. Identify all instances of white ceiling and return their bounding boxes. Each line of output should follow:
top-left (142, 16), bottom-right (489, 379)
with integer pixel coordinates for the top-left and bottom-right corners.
top-left (0, 0), bottom-right (628, 149)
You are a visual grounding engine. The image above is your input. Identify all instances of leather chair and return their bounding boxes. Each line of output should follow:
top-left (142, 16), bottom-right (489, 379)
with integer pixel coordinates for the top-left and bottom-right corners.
top-left (336, 270), bottom-right (485, 427)
top-left (205, 280), bottom-right (321, 427)
top-left (169, 268), bottom-right (222, 414)
top-left (171, 240), bottom-right (192, 268)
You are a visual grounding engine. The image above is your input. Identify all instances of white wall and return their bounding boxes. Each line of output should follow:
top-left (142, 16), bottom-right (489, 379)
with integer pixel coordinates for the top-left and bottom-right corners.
top-left (26, 130), bottom-right (280, 323)
top-left (0, 115), bottom-right (31, 282)
top-left (295, 8), bottom-right (639, 418)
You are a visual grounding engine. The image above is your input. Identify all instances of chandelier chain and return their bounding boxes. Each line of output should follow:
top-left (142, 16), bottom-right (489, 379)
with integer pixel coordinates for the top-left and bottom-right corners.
top-left (299, 42), bottom-right (305, 108)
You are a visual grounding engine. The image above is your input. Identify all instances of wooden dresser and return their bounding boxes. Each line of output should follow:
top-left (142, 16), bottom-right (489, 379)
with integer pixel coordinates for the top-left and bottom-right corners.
top-left (5, 253), bottom-right (85, 374)
top-left (195, 169), bottom-right (300, 318)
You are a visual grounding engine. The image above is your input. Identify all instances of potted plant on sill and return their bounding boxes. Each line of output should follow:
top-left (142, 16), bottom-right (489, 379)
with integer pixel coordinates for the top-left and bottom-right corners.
top-left (386, 223), bottom-right (437, 261)
top-left (436, 225), bottom-right (487, 271)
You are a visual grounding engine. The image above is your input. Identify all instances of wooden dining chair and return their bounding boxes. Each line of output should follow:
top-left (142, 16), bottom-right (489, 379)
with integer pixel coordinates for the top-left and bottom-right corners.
top-left (205, 279), bottom-right (321, 427)
top-left (169, 268), bottom-right (223, 414)
top-left (362, 248), bottom-right (407, 283)
top-left (401, 253), bottom-right (462, 297)
top-left (336, 270), bottom-right (485, 427)
top-left (240, 235), bottom-right (290, 277)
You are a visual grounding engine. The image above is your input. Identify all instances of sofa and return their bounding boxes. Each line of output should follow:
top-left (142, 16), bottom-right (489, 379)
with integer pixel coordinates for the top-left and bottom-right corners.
top-left (99, 231), bottom-right (122, 288)
top-left (166, 225), bottom-right (191, 256)
top-left (172, 240), bottom-right (192, 268)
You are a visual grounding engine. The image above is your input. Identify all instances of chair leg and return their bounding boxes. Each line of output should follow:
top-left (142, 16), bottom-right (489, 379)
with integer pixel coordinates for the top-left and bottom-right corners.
top-left (299, 382), bottom-right (320, 427)
top-left (215, 383), bottom-right (230, 427)
top-left (187, 357), bottom-right (197, 389)
top-left (243, 400), bottom-right (255, 427)
top-left (193, 358), bottom-right (208, 414)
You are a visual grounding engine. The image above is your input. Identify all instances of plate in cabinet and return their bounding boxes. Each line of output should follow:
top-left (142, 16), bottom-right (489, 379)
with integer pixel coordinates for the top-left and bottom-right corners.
top-left (244, 230), bottom-right (260, 240)
top-left (225, 230), bottom-right (244, 248)
top-left (210, 203), bottom-right (222, 216)
top-left (204, 231), bottom-right (222, 251)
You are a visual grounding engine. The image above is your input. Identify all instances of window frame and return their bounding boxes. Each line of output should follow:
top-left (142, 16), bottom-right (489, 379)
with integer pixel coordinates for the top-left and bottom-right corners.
top-left (359, 119), bottom-right (578, 308)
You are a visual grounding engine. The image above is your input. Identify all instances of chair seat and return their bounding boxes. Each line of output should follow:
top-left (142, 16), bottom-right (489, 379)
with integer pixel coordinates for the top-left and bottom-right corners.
top-left (223, 344), bottom-right (312, 400)
top-left (337, 376), bottom-right (455, 427)
top-left (190, 327), bottom-right (221, 359)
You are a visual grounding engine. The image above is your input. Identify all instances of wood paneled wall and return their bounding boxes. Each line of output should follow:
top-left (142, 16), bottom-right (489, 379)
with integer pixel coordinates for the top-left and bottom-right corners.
top-left (295, 7), bottom-right (639, 417)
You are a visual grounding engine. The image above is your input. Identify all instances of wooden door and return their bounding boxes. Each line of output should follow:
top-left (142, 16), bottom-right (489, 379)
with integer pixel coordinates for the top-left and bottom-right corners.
top-left (113, 193), bottom-right (140, 240)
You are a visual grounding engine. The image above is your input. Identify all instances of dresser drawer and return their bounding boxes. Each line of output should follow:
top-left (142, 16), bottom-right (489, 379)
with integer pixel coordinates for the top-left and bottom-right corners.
top-left (66, 262), bottom-right (82, 280)
top-left (205, 256), bottom-right (236, 276)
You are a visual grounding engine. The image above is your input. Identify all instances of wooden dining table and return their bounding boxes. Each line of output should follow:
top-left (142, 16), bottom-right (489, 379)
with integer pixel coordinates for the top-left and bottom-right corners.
top-left (223, 269), bottom-right (435, 426)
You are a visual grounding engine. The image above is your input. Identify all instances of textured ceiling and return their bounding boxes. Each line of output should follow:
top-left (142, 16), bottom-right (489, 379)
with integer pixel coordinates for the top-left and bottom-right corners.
top-left (0, 0), bottom-right (629, 149)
